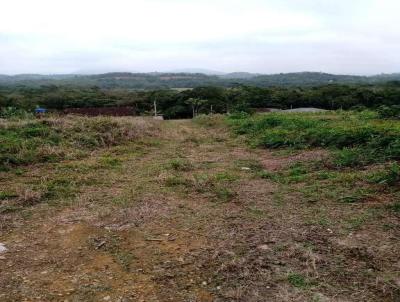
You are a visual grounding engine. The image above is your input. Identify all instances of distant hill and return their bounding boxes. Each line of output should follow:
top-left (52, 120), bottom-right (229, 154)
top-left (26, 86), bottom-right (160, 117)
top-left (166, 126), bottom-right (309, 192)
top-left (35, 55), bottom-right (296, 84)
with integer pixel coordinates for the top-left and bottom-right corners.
top-left (1, 71), bottom-right (400, 89)
top-left (167, 68), bottom-right (226, 76)
top-left (247, 72), bottom-right (369, 86)
top-left (220, 72), bottom-right (260, 79)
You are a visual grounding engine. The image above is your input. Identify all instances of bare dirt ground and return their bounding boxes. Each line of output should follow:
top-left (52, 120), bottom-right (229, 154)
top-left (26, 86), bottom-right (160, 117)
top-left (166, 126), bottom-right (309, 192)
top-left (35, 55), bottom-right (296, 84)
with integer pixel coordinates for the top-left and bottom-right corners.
top-left (0, 119), bottom-right (399, 301)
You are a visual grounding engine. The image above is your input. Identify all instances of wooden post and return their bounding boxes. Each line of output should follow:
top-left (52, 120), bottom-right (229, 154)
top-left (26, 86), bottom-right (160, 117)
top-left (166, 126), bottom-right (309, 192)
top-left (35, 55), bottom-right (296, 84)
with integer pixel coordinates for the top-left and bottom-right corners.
top-left (154, 100), bottom-right (157, 117)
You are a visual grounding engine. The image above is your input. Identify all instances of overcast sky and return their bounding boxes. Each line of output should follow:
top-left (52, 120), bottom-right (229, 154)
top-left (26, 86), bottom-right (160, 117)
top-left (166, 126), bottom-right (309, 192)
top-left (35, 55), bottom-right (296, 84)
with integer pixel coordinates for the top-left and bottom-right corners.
top-left (1, 0), bottom-right (399, 75)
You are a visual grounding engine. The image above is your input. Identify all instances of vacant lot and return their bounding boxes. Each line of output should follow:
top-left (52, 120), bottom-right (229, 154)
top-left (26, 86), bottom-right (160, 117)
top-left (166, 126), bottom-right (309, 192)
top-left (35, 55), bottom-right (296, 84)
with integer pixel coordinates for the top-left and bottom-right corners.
top-left (0, 113), bottom-right (399, 301)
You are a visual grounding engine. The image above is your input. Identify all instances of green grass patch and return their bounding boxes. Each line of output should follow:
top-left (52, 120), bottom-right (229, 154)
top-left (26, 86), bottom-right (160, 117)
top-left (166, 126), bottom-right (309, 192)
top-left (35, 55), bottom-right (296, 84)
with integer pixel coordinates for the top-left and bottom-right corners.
top-left (0, 115), bottom-right (158, 170)
top-left (213, 186), bottom-right (236, 202)
top-left (165, 175), bottom-right (191, 188)
top-left (99, 156), bottom-right (122, 168)
top-left (42, 177), bottom-right (79, 200)
top-left (214, 171), bottom-right (239, 182)
top-left (287, 273), bottom-right (312, 289)
top-left (228, 111), bottom-right (400, 168)
top-left (369, 163), bottom-right (400, 186)
top-left (0, 191), bottom-right (18, 200)
top-left (166, 158), bottom-right (193, 171)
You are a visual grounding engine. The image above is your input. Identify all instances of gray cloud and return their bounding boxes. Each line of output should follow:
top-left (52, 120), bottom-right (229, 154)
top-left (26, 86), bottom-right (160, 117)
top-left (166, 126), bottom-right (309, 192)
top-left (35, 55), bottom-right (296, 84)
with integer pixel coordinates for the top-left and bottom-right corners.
top-left (0, 0), bottom-right (399, 75)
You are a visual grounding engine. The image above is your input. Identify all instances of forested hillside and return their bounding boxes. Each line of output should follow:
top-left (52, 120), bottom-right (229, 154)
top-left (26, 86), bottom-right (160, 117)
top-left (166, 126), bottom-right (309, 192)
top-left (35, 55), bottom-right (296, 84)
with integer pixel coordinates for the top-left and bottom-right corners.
top-left (1, 72), bottom-right (400, 89)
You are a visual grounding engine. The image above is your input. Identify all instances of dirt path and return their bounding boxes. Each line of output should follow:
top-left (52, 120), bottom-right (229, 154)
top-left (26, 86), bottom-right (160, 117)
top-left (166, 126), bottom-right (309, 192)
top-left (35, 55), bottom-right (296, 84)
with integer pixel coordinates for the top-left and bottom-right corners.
top-left (0, 119), bottom-right (399, 302)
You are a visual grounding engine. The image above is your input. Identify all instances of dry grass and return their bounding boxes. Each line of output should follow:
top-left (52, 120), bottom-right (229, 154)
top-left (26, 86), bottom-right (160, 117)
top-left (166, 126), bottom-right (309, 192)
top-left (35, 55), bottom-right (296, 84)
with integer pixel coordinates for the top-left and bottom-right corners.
top-left (0, 115), bottom-right (160, 171)
top-left (0, 116), bottom-right (399, 302)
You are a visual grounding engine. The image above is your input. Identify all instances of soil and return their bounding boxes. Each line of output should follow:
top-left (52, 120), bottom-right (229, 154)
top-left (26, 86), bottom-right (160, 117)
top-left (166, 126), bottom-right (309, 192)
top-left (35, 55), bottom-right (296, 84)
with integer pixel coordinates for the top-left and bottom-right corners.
top-left (0, 119), bottom-right (399, 302)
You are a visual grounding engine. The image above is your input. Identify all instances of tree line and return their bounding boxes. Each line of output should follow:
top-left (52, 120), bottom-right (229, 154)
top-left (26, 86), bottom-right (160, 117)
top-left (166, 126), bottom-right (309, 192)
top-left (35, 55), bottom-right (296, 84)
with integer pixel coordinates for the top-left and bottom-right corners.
top-left (1, 83), bottom-right (400, 119)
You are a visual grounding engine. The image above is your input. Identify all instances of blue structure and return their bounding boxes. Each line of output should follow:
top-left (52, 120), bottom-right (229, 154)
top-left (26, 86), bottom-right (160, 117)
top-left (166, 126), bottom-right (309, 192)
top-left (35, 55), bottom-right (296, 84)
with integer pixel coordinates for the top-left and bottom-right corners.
top-left (35, 108), bottom-right (47, 114)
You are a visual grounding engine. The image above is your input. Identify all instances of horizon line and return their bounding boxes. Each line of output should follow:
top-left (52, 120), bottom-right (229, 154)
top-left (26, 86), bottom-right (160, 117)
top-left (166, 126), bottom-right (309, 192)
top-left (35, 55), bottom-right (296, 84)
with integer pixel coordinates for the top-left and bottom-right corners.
top-left (1, 70), bottom-right (399, 77)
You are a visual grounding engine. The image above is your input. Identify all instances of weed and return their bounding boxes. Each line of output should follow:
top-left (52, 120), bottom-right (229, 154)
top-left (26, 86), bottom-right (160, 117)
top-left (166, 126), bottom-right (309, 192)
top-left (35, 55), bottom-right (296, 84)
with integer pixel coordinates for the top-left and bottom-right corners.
top-left (0, 115), bottom-right (159, 170)
top-left (190, 173), bottom-right (236, 202)
top-left (167, 158), bottom-right (192, 171)
top-left (165, 175), bottom-right (191, 188)
top-left (213, 186), bottom-right (236, 202)
top-left (214, 171), bottom-right (239, 182)
top-left (305, 210), bottom-right (331, 226)
top-left (192, 173), bottom-right (212, 193)
top-left (370, 163), bottom-right (400, 186)
top-left (339, 189), bottom-right (371, 203)
top-left (228, 111), bottom-right (400, 167)
top-left (43, 177), bottom-right (78, 200)
top-left (315, 170), bottom-right (337, 180)
top-left (246, 206), bottom-right (267, 219)
top-left (272, 191), bottom-right (285, 205)
top-left (15, 189), bottom-right (43, 206)
top-left (333, 147), bottom-right (378, 167)
top-left (111, 196), bottom-right (132, 207)
top-left (287, 273), bottom-right (309, 288)
top-left (99, 156), bottom-right (122, 168)
top-left (257, 170), bottom-right (277, 180)
top-left (0, 191), bottom-right (18, 200)
top-left (234, 159), bottom-right (264, 172)
top-left (0, 205), bottom-right (21, 214)
top-left (115, 251), bottom-right (135, 271)
top-left (346, 211), bottom-right (374, 230)
top-left (387, 202), bottom-right (400, 213)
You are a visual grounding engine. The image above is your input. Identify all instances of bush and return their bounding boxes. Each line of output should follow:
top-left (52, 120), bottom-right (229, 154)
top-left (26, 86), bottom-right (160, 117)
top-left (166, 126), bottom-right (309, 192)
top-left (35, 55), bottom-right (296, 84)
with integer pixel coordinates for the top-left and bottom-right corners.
top-left (0, 116), bottom-right (159, 170)
top-left (0, 107), bottom-right (32, 119)
top-left (377, 105), bottom-right (400, 119)
top-left (167, 158), bottom-right (192, 171)
top-left (370, 163), bottom-right (400, 186)
top-left (228, 111), bottom-right (400, 167)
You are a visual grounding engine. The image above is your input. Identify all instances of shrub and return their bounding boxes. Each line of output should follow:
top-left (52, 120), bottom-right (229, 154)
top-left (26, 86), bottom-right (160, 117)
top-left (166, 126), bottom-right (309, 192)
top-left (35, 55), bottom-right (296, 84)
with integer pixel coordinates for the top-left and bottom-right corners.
top-left (377, 105), bottom-right (400, 119)
top-left (167, 158), bottom-right (192, 171)
top-left (333, 147), bottom-right (378, 167)
top-left (370, 163), bottom-right (400, 186)
top-left (288, 273), bottom-right (309, 288)
top-left (0, 107), bottom-right (32, 119)
top-left (0, 116), bottom-right (159, 170)
top-left (228, 111), bottom-right (400, 167)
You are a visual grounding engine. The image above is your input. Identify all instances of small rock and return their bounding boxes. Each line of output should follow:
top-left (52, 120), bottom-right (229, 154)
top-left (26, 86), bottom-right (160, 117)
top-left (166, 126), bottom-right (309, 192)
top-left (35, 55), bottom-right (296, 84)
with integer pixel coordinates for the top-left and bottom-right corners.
top-left (241, 167), bottom-right (251, 171)
top-left (257, 244), bottom-right (271, 251)
top-left (103, 296), bottom-right (111, 301)
top-left (0, 243), bottom-right (7, 254)
top-left (202, 281), bottom-right (207, 286)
